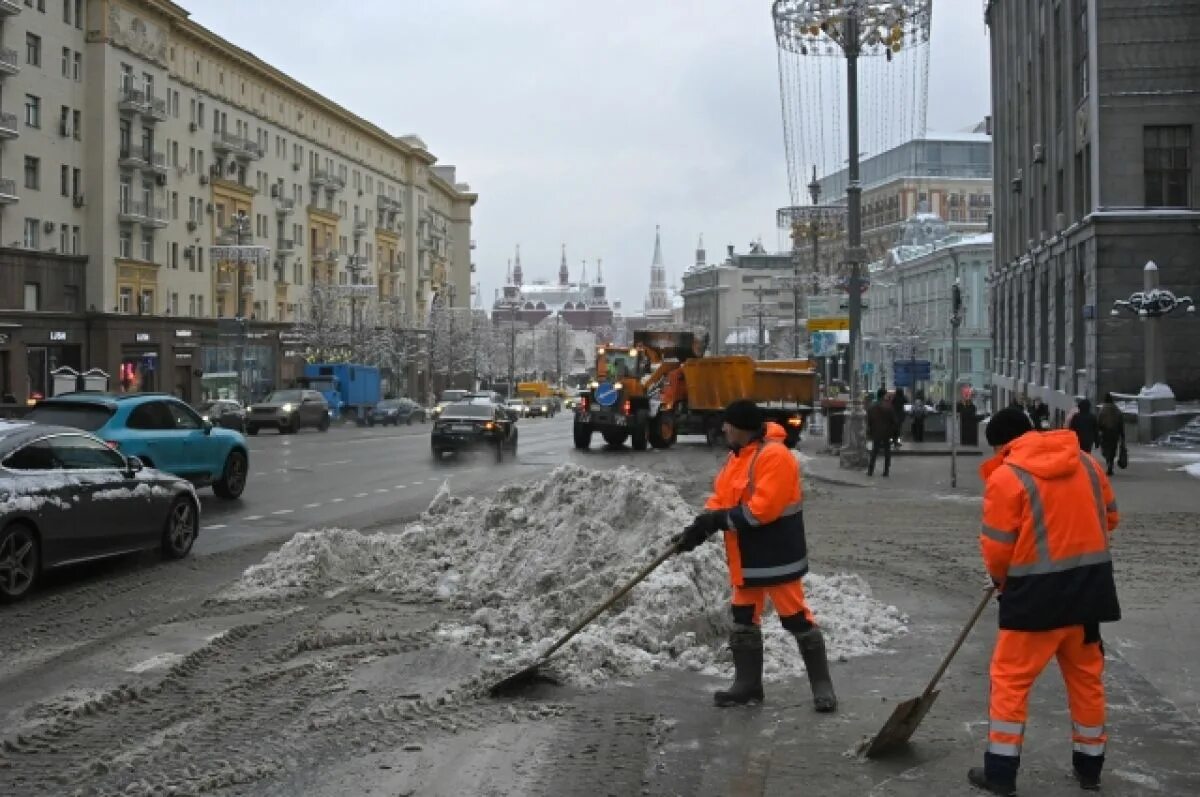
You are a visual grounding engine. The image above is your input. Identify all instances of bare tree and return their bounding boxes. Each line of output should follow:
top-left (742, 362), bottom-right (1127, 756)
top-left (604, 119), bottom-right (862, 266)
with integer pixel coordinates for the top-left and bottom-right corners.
top-left (293, 284), bottom-right (348, 362)
top-left (428, 301), bottom-right (476, 393)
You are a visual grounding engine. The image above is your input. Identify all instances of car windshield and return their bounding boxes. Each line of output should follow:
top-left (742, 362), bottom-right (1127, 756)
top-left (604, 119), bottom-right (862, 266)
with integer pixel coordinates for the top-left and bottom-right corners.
top-left (265, 390), bottom-right (303, 403)
top-left (441, 403), bottom-right (491, 418)
top-left (506, 400), bottom-right (523, 407)
top-left (439, 390), bottom-right (468, 403)
top-left (25, 403), bottom-right (115, 431)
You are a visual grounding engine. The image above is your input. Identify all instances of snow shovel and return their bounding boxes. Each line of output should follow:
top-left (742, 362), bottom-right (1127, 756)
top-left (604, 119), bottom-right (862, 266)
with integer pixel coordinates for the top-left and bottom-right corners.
top-left (862, 585), bottom-right (996, 758)
top-left (488, 541), bottom-right (680, 697)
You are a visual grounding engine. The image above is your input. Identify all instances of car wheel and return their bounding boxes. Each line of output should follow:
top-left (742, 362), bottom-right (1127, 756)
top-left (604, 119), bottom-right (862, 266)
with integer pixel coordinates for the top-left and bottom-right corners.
top-left (213, 450), bottom-right (248, 500)
top-left (162, 496), bottom-right (198, 560)
top-left (0, 523), bottom-right (38, 603)
top-left (246, 425), bottom-right (259, 436)
top-left (406, 416), bottom-right (413, 426)
top-left (318, 414), bottom-right (330, 432)
top-left (573, 422), bottom-right (593, 450)
top-left (631, 425), bottom-right (649, 451)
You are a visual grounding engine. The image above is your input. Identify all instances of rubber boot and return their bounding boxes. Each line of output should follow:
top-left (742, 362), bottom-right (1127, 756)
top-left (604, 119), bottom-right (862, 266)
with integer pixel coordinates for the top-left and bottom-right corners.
top-left (968, 752), bottom-right (1019, 796)
top-left (1072, 751), bottom-right (1103, 791)
top-left (794, 628), bottom-right (837, 712)
top-left (714, 626), bottom-right (764, 707)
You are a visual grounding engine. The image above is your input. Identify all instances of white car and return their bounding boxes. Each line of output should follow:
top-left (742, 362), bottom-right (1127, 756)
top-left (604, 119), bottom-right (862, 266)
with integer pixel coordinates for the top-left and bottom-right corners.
top-left (505, 399), bottom-right (528, 417)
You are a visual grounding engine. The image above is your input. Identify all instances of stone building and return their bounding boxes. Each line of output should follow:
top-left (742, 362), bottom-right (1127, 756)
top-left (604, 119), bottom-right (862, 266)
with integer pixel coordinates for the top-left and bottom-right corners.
top-left (985, 0), bottom-right (1200, 415)
top-left (0, 0), bottom-right (475, 403)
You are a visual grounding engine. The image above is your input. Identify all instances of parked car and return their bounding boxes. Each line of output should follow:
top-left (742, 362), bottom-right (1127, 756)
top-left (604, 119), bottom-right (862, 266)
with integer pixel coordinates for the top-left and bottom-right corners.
top-left (25, 393), bottom-right (248, 500)
top-left (431, 402), bottom-right (518, 462)
top-left (0, 421), bottom-right (202, 602)
top-left (195, 399), bottom-right (246, 432)
top-left (369, 398), bottom-right (426, 426)
top-left (245, 389), bottom-right (330, 435)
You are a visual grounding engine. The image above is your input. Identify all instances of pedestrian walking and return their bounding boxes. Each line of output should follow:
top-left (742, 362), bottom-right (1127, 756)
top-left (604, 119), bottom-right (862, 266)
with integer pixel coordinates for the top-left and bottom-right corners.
top-left (672, 399), bottom-right (836, 712)
top-left (1032, 399), bottom-right (1051, 431)
top-left (969, 408), bottom-right (1120, 795)
top-left (1068, 397), bottom-right (1099, 452)
top-left (911, 392), bottom-right (927, 442)
top-left (1096, 393), bottom-right (1125, 476)
top-left (892, 386), bottom-right (907, 447)
top-left (866, 395), bottom-right (898, 477)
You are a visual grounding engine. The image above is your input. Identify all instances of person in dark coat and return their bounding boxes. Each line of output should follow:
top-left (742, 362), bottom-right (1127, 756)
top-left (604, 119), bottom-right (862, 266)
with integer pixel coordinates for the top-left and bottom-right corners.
top-left (866, 396), bottom-right (899, 477)
top-left (891, 387), bottom-right (907, 447)
top-left (911, 391), bottom-right (928, 443)
top-left (1068, 397), bottom-right (1099, 452)
top-left (1096, 393), bottom-right (1125, 475)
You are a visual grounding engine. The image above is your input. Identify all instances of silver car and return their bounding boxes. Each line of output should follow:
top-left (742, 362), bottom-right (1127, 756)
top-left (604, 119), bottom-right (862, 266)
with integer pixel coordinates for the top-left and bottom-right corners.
top-left (0, 422), bottom-right (200, 603)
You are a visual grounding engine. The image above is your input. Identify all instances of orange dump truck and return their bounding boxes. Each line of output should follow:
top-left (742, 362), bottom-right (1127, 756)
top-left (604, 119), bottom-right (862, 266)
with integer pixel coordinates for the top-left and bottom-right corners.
top-left (573, 328), bottom-right (816, 450)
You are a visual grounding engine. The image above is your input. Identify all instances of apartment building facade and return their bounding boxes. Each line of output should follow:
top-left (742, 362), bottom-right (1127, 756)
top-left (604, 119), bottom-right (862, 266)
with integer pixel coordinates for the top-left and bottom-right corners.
top-left (0, 0), bottom-right (475, 403)
top-left (986, 0), bottom-right (1200, 415)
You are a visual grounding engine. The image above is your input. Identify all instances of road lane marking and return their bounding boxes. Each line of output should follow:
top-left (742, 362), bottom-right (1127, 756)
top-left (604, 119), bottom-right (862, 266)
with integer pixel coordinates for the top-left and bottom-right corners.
top-left (330, 497), bottom-right (345, 503)
top-left (354, 492), bottom-right (369, 498)
top-left (253, 471), bottom-right (267, 477)
top-left (375, 488), bottom-right (390, 493)
top-left (411, 480), bottom-right (424, 485)
top-left (243, 515), bottom-right (264, 521)
top-left (394, 484), bottom-right (407, 489)
top-left (303, 502), bottom-right (321, 509)
top-left (271, 509), bottom-right (294, 515)
top-left (203, 524), bottom-right (227, 530)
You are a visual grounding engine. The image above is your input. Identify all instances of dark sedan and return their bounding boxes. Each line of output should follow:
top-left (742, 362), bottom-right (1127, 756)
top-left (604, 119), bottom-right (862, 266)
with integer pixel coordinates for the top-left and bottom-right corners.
top-left (369, 398), bottom-right (426, 427)
top-left (430, 402), bottom-right (518, 462)
top-left (0, 422), bottom-right (200, 603)
top-left (195, 399), bottom-right (246, 432)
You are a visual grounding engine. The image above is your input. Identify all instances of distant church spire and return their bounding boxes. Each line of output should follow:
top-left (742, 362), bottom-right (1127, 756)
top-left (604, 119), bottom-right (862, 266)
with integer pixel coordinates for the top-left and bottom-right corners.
top-left (559, 244), bottom-right (569, 285)
top-left (506, 258), bottom-right (512, 284)
top-left (580, 259), bottom-right (588, 284)
top-left (596, 258), bottom-right (603, 284)
top-left (695, 234), bottom-right (706, 270)
top-left (513, 244), bottom-right (523, 287)
top-left (647, 226), bottom-right (669, 313)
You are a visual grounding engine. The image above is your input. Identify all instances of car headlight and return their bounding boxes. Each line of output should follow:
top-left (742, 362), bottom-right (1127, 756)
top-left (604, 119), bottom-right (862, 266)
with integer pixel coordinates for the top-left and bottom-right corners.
top-left (281, 403), bottom-right (294, 413)
top-left (201, 415), bottom-right (210, 422)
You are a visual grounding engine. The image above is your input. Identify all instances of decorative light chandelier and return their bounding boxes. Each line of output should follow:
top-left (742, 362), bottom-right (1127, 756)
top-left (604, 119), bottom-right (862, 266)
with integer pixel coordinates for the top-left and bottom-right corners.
top-left (773, 0), bottom-right (933, 58)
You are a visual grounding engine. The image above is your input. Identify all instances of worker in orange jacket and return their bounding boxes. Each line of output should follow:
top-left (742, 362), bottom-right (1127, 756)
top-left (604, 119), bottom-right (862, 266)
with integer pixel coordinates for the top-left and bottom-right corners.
top-left (673, 399), bottom-right (836, 711)
top-left (969, 407), bottom-right (1121, 796)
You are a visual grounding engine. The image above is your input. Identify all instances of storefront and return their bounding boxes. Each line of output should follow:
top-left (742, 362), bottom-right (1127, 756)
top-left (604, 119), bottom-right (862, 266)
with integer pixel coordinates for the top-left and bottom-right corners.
top-left (0, 316), bottom-right (93, 403)
top-left (118, 331), bottom-right (161, 394)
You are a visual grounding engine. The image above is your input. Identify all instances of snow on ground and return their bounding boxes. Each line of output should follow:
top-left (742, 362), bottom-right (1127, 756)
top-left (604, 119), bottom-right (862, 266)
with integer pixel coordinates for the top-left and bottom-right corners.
top-left (226, 465), bottom-right (908, 687)
top-left (1185, 461), bottom-right (1200, 480)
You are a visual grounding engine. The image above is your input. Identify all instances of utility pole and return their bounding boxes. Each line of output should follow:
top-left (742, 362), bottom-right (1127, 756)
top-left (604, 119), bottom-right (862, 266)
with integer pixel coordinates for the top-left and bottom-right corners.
top-left (808, 165), bottom-right (822, 306)
top-left (950, 252), bottom-right (963, 488)
top-left (555, 312), bottom-right (563, 387)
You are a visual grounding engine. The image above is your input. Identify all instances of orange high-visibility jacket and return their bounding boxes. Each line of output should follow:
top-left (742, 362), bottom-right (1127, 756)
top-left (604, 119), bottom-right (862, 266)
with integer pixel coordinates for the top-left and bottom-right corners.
top-left (980, 430), bottom-right (1121, 630)
top-left (705, 422), bottom-right (808, 587)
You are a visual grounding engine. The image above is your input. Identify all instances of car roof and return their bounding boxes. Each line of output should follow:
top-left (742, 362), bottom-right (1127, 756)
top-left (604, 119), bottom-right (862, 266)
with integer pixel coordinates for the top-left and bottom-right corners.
top-left (0, 420), bottom-right (105, 443)
top-left (39, 392), bottom-right (175, 407)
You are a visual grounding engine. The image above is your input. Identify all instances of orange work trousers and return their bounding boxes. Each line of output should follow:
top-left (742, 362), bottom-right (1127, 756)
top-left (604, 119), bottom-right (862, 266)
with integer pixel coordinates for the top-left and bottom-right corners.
top-left (731, 580), bottom-right (816, 631)
top-left (987, 626), bottom-right (1106, 760)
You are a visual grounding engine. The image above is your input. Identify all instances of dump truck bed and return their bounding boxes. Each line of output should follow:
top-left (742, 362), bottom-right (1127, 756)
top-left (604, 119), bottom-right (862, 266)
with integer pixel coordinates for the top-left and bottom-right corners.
top-left (682, 356), bottom-right (816, 411)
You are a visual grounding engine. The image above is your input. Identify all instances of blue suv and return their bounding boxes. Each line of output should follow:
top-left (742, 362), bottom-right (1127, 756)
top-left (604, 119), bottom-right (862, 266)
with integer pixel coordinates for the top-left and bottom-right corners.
top-left (26, 393), bottom-right (250, 500)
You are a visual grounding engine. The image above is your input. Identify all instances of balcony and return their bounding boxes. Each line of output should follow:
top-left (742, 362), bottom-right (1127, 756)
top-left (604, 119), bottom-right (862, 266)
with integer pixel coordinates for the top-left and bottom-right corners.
top-left (117, 86), bottom-right (146, 114)
top-left (277, 238), bottom-right (295, 255)
top-left (0, 110), bottom-right (18, 139)
top-left (311, 246), bottom-right (339, 264)
top-left (212, 131), bottom-right (263, 161)
top-left (0, 177), bottom-right (17, 204)
top-left (215, 272), bottom-right (234, 291)
top-left (146, 95), bottom-right (168, 122)
top-left (353, 221), bottom-right (369, 238)
top-left (0, 0), bottom-right (22, 15)
top-left (146, 150), bottom-right (168, 175)
top-left (377, 194), bottom-right (402, 213)
top-left (117, 201), bottom-right (168, 227)
top-left (275, 197), bottom-right (295, 217)
top-left (0, 47), bottom-right (19, 77)
top-left (309, 168), bottom-right (333, 189)
top-left (118, 146), bottom-right (149, 169)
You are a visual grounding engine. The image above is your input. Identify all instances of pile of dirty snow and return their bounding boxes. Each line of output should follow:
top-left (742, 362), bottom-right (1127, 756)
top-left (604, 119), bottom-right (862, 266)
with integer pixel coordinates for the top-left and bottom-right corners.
top-left (227, 465), bottom-right (907, 687)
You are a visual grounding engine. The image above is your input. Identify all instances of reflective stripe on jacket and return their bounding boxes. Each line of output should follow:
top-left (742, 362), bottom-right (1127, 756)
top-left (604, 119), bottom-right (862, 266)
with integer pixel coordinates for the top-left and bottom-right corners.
top-left (705, 422), bottom-right (808, 587)
top-left (979, 429), bottom-right (1121, 630)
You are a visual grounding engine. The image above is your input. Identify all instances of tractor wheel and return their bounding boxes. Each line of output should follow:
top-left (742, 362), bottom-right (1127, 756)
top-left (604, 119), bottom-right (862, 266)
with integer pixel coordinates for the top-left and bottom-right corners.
top-left (630, 424), bottom-right (648, 451)
top-left (573, 423), bottom-right (593, 450)
top-left (648, 413), bottom-right (676, 449)
top-left (601, 430), bottom-right (628, 447)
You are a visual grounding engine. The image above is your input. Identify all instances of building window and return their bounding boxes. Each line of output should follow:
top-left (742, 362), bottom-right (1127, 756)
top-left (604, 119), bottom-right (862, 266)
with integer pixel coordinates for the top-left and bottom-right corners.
top-left (23, 218), bottom-right (38, 248)
top-left (64, 285), bottom-right (78, 312)
top-left (25, 33), bottom-right (40, 67)
top-left (170, 292), bottom-right (178, 316)
top-left (141, 233), bottom-right (153, 262)
top-left (24, 94), bottom-right (40, 128)
top-left (23, 283), bottom-right (39, 311)
top-left (71, 226), bottom-right (79, 254)
top-left (72, 109), bottom-right (81, 139)
top-left (170, 241), bottom-right (178, 269)
top-left (60, 46), bottom-right (70, 77)
top-left (139, 289), bottom-right (153, 315)
top-left (119, 230), bottom-right (132, 259)
top-left (1074, 0), bottom-right (1088, 100)
top-left (1144, 126), bottom-right (1191, 208)
top-left (74, 0), bottom-right (81, 29)
top-left (119, 286), bottom-right (133, 314)
top-left (60, 164), bottom-right (68, 196)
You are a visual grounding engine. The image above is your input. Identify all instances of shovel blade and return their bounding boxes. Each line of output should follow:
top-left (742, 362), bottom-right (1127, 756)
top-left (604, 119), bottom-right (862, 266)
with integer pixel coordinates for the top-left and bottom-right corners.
top-left (487, 660), bottom-right (560, 698)
top-left (862, 690), bottom-right (941, 759)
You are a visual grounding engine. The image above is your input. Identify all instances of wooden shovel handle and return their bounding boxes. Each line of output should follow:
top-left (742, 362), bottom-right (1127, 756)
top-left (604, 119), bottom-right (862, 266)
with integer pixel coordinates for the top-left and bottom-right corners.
top-left (538, 542), bottom-right (680, 662)
top-left (921, 586), bottom-right (996, 698)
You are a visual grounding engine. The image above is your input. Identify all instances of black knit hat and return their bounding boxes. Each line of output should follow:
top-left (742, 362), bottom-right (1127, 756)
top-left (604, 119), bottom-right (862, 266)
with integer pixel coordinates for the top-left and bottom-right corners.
top-left (985, 406), bottom-right (1035, 447)
top-left (723, 399), bottom-right (763, 431)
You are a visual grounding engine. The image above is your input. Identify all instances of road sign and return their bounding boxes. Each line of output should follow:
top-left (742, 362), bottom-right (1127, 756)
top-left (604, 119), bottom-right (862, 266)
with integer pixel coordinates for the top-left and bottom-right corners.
top-left (862, 362), bottom-right (875, 376)
top-left (806, 296), bottom-right (835, 318)
top-left (892, 359), bottom-right (932, 387)
top-left (595, 382), bottom-right (619, 407)
top-left (808, 317), bottom-right (850, 331)
top-left (810, 331), bottom-right (840, 358)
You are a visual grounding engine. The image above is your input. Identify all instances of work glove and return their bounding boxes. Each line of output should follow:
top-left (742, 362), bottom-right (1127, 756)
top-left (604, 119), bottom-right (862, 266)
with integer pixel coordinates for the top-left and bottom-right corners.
top-left (672, 510), bottom-right (728, 553)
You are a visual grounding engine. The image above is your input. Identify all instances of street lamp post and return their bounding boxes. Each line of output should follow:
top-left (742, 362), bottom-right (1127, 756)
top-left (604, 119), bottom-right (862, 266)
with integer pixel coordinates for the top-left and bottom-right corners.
top-left (773, 0), bottom-right (933, 469)
top-left (808, 166), bottom-right (822, 301)
top-left (1110, 260), bottom-right (1196, 390)
top-left (212, 211), bottom-right (270, 404)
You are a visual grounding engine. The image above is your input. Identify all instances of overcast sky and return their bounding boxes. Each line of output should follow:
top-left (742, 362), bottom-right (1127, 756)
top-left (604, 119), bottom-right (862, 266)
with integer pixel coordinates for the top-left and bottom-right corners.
top-left (189, 1), bottom-right (990, 313)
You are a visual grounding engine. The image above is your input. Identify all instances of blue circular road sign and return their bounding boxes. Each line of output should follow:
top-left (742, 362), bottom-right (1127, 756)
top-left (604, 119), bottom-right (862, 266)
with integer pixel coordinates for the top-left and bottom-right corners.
top-left (595, 382), bottom-right (619, 407)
